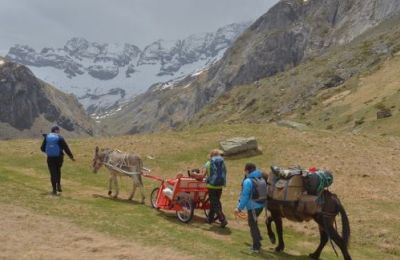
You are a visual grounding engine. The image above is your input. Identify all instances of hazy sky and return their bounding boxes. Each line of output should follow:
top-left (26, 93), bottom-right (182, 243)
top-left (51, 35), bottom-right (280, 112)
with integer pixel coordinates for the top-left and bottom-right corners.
top-left (0, 0), bottom-right (278, 53)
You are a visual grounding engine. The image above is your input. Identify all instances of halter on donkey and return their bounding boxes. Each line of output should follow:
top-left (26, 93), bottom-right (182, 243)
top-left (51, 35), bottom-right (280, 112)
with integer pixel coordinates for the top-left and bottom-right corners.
top-left (92, 147), bottom-right (146, 203)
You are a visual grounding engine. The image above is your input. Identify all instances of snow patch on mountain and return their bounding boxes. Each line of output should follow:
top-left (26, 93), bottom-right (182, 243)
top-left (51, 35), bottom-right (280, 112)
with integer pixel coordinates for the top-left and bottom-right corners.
top-left (6, 22), bottom-right (250, 115)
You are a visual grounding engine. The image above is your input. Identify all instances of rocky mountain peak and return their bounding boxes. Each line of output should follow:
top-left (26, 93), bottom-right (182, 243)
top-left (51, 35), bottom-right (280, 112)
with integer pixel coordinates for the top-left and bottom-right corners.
top-left (0, 57), bottom-right (94, 138)
top-left (64, 37), bottom-right (90, 55)
top-left (207, 0), bottom-right (400, 92)
top-left (99, 0), bottom-right (400, 135)
top-left (6, 22), bottom-right (249, 114)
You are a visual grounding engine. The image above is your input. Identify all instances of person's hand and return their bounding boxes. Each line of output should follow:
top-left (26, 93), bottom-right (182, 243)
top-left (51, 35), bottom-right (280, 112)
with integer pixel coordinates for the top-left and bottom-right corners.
top-left (234, 208), bottom-right (241, 214)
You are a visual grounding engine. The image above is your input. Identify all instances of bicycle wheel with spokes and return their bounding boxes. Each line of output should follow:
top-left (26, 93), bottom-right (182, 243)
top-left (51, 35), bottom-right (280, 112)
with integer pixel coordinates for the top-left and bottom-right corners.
top-left (176, 199), bottom-right (194, 223)
top-left (150, 187), bottom-right (159, 209)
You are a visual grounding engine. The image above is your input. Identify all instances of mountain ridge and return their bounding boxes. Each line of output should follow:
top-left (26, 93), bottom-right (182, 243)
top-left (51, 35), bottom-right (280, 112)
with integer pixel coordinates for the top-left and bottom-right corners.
top-left (0, 57), bottom-right (94, 139)
top-left (100, 0), bottom-right (400, 135)
top-left (6, 22), bottom-right (250, 115)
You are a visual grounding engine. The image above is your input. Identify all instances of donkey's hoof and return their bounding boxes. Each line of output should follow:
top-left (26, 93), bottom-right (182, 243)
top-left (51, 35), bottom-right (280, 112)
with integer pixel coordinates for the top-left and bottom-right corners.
top-left (268, 234), bottom-right (276, 244)
top-left (275, 245), bottom-right (284, 252)
top-left (128, 196), bottom-right (133, 200)
top-left (140, 200), bottom-right (145, 205)
top-left (309, 253), bottom-right (319, 259)
top-left (108, 191), bottom-right (112, 196)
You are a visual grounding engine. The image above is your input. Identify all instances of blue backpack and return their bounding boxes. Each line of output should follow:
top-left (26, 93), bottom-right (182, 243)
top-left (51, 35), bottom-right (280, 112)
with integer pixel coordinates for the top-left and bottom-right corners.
top-left (207, 156), bottom-right (226, 186)
top-left (45, 133), bottom-right (61, 157)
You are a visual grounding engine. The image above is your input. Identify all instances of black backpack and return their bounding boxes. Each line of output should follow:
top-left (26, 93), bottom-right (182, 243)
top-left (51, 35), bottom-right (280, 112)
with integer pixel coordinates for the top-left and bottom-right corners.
top-left (251, 177), bottom-right (267, 203)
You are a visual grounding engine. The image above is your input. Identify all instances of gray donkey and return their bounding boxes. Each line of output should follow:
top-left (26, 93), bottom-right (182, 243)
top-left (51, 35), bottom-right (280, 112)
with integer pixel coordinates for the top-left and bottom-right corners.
top-left (92, 146), bottom-right (145, 203)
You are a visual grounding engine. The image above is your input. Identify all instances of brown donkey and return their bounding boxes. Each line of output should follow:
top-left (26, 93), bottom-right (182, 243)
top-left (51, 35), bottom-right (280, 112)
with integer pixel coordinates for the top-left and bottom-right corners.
top-left (263, 170), bottom-right (351, 260)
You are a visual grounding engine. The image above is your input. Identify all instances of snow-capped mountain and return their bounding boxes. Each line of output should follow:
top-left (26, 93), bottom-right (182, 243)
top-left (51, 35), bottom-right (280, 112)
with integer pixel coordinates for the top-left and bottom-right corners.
top-left (6, 22), bottom-right (250, 115)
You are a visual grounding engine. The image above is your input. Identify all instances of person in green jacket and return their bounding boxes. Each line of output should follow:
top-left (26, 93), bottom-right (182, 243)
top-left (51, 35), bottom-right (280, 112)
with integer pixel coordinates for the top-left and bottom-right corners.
top-left (201, 149), bottom-right (228, 228)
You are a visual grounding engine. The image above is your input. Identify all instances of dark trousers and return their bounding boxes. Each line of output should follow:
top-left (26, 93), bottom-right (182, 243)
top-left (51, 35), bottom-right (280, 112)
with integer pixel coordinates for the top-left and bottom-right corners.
top-left (47, 156), bottom-right (63, 192)
top-left (208, 188), bottom-right (226, 222)
top-left (248, 207), bottom-right (264, 250)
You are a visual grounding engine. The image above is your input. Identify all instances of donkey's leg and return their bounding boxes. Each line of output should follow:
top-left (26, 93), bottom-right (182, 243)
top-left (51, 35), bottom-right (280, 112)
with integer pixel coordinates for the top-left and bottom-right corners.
top-left (271, 210), bottom-right (285, 252)
top-left (112, 174), bottom-right (119, 199)
top-left (128, 178), bottom-right (137, 200)
top-left (138, 184), bottom-right (145, 204)
top-left (266, 215), bottom-right (276, 244)
top-left (309, 225), bottom-right (329, 259)
top-left (138, 175), bottom-right (145, 204)
top-left (108, 175), bottom-right (113, 196)
top-left (328, 224), bottom-right (352, 260)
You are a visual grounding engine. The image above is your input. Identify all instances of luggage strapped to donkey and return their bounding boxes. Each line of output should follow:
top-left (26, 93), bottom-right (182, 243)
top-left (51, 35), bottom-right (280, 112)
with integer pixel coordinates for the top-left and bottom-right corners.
top-left (103, 150), bottom-right (150, 177)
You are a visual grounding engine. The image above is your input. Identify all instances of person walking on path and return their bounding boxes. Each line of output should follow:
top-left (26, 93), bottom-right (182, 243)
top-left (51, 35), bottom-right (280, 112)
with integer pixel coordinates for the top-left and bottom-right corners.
top-left (40, 126), bottom-right (75, 195)
top-left (201, 149), bottom-right (228, 228)
top-left (235, 163), bottom-right (267, 253)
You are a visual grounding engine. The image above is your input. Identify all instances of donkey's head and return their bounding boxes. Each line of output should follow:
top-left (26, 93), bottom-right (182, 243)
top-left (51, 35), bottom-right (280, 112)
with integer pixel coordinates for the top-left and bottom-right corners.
top-left (92, 146), bottom-right (104, 173)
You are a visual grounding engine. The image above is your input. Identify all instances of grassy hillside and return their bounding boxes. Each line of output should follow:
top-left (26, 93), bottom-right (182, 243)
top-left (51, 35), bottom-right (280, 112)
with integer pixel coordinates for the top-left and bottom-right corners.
top-left (190, 14), bottom-right (400, 139)
top-left (291, 51), bottom-right (400, 136)
top-left (1, 124), bottom-right (399, 259)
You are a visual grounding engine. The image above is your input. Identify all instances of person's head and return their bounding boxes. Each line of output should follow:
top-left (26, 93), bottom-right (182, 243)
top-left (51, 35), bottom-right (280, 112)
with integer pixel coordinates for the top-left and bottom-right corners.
top-left (244, 163), bottom-right (256, 174)
top-left (51, 126), bottom-right (60, 134)
top-left (208, 149), bottom-right (224, 159)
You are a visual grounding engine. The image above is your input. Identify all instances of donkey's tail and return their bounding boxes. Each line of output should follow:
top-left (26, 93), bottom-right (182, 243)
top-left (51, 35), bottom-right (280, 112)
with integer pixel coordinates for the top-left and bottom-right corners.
top-left (337, 200), bottom-right (351, 247)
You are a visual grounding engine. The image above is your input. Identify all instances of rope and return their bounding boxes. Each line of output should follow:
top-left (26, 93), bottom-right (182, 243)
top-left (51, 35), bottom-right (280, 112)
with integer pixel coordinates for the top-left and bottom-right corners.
top-left (103, 162), bottom-right (142, 176)
top-left (332, 219), bottom-right (340, 257)
top-left (234, 211), bottom-right (248, 220)
top-left (321, 192), bottom-right (339, 258)
top-left (330, 232), bottom-right (339, 257)
top-left (102, 150), bottom-right (145, 177)
top-left (316, 171), bottom-right (333, 193)
top-left (322, 215), bottom-right (339, 258)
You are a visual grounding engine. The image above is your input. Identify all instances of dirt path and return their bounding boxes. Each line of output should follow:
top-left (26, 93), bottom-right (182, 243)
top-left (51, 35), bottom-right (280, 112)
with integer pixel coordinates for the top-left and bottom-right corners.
top-left (0, 203), bottom-right (192, 260)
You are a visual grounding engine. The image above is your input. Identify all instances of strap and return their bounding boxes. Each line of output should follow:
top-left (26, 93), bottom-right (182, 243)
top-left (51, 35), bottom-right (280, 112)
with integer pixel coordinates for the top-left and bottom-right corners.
top-left (284, 179), bottom-right (289, 200)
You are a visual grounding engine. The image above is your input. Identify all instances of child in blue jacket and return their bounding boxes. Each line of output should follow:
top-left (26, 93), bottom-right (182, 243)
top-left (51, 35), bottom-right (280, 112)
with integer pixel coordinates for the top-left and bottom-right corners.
top-left (235, 163), bottom-right (265, 253)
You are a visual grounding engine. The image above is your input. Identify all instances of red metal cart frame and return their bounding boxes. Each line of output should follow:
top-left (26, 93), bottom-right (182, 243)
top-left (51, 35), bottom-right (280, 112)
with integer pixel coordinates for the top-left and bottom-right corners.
top-left (144, 173), bottom-right (212, 223)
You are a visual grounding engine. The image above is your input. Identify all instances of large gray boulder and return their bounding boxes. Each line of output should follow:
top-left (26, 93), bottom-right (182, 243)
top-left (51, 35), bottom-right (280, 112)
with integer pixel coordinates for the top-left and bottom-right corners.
top-left (219, 137), bottom-right (259, 156)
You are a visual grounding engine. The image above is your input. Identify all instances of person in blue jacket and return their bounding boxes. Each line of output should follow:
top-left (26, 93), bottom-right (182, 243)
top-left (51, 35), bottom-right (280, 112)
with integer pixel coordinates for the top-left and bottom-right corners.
top-left (235, 163), bottom-right (265, 253)
top-left (40, 126), bottom-right (75, 195)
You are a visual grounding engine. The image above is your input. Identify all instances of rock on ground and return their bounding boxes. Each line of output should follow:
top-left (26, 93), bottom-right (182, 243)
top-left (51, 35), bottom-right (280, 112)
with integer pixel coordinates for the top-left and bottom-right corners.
top-left (219, 137), bottom-right (259, 156)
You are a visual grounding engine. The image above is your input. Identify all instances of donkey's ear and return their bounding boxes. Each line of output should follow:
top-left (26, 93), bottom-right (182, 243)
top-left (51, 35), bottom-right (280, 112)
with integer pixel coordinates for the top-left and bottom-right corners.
top-left (95, 146), bottom-right (99, 154)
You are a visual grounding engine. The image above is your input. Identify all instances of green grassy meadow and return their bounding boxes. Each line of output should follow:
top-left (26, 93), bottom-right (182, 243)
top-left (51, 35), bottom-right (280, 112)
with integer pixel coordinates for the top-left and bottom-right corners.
top-left (1, 124), bottom-right (399, 259)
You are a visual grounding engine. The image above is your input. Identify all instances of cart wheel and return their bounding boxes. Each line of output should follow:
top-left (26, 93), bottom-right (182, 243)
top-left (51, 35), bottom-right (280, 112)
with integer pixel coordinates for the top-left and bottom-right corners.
top-left (203, 198), bottom-right (218, 221)
top-left (150, 188), bottom-right (159, 209)
top-left (176, 199), bottom-right (194, 223)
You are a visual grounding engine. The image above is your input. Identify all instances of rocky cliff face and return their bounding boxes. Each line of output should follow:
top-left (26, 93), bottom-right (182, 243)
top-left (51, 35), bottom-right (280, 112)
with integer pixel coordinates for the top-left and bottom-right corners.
top-left (6, 23), bottom-right (249, 114)
top-left (206, 0), bottom-right (400, 94)
top-left (101, 0), bottom-right (400, 135)
top-left (0, 57), bottom-right (94, 139)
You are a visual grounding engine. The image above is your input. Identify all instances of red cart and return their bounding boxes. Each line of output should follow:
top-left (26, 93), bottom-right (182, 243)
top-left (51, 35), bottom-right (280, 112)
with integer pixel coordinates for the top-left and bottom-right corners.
top-left (145, 173), bottom-right (212, 223)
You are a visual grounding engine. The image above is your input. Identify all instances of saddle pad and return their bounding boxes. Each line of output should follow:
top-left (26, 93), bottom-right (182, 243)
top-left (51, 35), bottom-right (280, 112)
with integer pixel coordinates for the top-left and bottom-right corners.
top-left (275, 179), bottom-right (287, 189)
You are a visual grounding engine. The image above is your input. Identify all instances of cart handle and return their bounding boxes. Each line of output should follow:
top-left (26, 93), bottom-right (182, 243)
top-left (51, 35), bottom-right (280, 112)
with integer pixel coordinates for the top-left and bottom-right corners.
top-left (143, 174), bottom-right (164, 182)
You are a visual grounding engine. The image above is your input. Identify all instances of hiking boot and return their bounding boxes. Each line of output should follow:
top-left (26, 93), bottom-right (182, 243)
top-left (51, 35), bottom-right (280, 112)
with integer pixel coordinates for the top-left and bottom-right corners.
top-left (220, 219), bottom-right (228, 228)
top-left (51, 190), bottom-right (57, 196)
top-left (250, 247), bottom-right (260, 254)
top-left (56, 184), bottom-right (62, 192)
